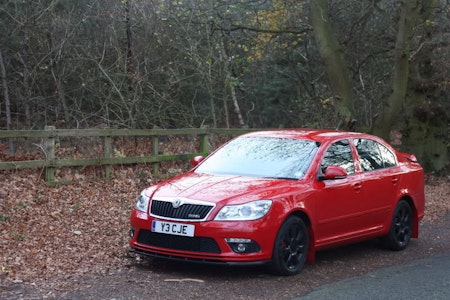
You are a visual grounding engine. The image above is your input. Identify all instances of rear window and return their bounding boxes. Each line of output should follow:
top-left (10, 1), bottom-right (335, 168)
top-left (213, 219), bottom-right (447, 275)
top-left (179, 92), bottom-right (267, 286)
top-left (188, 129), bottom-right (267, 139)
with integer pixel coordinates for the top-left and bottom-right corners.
top-left (354, 139), bottom-right (397, 171)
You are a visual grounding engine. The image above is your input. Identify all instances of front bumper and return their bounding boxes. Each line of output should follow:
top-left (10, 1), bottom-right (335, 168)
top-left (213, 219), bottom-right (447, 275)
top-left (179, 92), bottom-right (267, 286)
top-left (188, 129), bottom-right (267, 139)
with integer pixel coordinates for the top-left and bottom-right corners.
top-left (129, 209), bottom-right (278, 264)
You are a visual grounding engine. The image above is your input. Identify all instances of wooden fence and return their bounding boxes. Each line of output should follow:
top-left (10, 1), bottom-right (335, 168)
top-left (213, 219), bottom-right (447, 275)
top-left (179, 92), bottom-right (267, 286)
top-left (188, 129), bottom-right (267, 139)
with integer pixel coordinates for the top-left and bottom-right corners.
top-left (0, 126), bottom-right (254, 183)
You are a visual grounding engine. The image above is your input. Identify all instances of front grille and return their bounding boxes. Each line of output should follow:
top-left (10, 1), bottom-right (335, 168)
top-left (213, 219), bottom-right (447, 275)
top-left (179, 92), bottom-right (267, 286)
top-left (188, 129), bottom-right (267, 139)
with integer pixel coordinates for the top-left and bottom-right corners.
top-left (150, 199), bottom-right (213, 220)
top-left (137, 229), bottom-right (221, 254)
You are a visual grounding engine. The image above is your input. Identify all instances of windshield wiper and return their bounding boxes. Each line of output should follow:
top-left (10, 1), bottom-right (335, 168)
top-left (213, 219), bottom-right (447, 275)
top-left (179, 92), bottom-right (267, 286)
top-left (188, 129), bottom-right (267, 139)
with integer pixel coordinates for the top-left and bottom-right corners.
top-left (264, 176), bottom-right (298, 180)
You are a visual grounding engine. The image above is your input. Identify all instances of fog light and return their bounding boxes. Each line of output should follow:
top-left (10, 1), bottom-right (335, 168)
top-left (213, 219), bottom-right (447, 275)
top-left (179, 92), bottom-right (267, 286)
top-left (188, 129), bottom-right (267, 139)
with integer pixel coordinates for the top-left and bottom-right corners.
top-left (129, 228), bottom-right (135, 238)
top-left (225, 238), bottom-right (261, 254)
top-left (236, 243), bottom-right (247, 253)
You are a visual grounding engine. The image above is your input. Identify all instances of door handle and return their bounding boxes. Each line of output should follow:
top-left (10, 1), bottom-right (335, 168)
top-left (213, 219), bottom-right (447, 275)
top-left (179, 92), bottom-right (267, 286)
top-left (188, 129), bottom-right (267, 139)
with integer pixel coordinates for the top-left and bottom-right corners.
top-left (352, 183), bottom-right (362, 191)
top-left (391, 177), bottom-right (399, 184)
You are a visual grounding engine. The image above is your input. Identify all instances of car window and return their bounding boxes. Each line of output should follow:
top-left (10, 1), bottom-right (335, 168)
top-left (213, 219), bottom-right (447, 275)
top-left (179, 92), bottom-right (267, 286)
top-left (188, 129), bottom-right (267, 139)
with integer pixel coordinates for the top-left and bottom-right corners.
top-left (354, 138), bottom-right (396, 171)
top-left (379, 143), bottom-right (396, 167)
top-left (320, 139), bottom-right (355, 175)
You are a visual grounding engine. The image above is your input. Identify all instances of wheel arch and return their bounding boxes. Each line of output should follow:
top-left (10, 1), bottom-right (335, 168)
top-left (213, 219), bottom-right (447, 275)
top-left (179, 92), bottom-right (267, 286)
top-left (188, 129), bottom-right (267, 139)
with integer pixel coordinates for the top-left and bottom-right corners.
top-left (289, 210), bottom-right (311, 228)
top-left (286, 210), bottom-right (316, 264)
top-left (399, 195), bottom-right (419, 238)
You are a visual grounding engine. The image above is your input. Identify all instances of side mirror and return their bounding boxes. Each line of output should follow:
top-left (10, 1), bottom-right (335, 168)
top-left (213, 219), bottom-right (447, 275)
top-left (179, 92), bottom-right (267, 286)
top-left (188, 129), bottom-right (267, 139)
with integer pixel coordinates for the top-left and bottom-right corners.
top-left (320, 166), bottom-right (348, 180)
top-left (191, 155), bottom-right (204, 167)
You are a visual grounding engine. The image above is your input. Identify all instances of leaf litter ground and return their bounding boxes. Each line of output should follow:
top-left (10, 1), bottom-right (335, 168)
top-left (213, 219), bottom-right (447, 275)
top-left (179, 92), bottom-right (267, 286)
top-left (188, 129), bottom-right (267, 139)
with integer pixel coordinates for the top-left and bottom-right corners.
top-left (0, 168), bottom-right (449, 298)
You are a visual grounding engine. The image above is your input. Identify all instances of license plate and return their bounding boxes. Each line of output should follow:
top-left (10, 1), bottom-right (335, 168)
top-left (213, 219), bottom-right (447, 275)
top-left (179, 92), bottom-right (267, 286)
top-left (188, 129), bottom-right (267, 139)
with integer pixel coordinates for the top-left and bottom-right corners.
top-left (151, 220), bottom-right (195, 237)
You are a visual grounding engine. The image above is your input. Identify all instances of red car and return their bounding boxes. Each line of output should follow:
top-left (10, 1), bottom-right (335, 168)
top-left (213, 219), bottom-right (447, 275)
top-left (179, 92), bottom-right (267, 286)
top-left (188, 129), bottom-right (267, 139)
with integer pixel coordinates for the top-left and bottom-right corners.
top-left (129, 129), bottom-right (425, 275)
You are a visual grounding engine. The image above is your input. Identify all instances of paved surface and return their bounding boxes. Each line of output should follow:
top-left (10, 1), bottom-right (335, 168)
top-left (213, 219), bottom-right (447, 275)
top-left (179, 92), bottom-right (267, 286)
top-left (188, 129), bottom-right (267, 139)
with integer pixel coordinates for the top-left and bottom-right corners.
top-left (294, 252), bottom-right (450, 300)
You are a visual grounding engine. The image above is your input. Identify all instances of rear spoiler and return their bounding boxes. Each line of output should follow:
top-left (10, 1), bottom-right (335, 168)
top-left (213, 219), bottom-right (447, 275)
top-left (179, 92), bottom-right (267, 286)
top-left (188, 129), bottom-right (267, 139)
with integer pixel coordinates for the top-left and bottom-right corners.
top-left (400, 152), bottom-right (418, 163)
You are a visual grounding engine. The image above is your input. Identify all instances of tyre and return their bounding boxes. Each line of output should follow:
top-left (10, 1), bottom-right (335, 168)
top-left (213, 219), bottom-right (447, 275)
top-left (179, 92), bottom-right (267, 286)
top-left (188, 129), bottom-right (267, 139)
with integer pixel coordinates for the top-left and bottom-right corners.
top-left (384, 200), bottom-right (413, 251)
top-left (270, 215), bottom-right (309, 276)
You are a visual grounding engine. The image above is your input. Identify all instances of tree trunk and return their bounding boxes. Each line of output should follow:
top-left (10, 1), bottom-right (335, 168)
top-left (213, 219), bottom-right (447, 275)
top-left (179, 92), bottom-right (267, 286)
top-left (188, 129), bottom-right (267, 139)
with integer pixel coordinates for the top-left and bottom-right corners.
top-left (220, 40), bottom-right (245, 128)
top-left (400, 0), bottom-right (448, 172)
top-left (310, 0), bottom-right (354, 129)
top-left (16, 53), bottom-right (32, 128)
top-left (373, 0), bottom-right (419, 139)
top-left (55, 73), bottom-right (70, 124)
top-left (0, 49), bottom-right (14, 154)
top-left (0, 49), bottom-right (12, 130)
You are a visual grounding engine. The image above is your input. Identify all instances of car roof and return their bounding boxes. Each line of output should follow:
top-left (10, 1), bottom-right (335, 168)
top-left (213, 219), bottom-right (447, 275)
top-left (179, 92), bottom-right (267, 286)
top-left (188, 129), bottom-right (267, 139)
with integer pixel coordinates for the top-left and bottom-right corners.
top-left (241, 129), bottom-right (373, 143)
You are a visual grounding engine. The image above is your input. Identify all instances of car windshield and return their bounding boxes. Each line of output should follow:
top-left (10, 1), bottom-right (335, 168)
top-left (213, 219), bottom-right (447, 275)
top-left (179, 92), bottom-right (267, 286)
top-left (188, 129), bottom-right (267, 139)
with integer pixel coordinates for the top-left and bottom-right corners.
top-left (195, 136), bottom-right (320, 180)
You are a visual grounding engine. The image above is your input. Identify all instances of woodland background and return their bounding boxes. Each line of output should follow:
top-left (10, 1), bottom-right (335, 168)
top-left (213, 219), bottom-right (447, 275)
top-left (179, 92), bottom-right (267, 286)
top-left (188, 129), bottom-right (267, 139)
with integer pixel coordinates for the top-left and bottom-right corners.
top-left (0, 1), bottom-right (450, 295)
top-left (0, 0), bottom-right (449, 172)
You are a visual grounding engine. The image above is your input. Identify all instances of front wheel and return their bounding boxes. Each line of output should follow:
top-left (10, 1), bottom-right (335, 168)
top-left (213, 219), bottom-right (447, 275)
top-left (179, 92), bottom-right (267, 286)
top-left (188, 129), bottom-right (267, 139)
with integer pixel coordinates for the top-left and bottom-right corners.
top-left (384, 200), bottom-right (413, 251)
top-left (269, 216), bottom-right (309, 276)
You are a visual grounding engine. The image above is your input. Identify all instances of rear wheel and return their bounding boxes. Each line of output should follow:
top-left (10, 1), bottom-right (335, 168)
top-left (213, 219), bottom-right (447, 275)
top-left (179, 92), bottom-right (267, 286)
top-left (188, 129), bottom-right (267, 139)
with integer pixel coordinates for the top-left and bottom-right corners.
top-left (270, 216), bottom-right (309, 276)
top-left (384, 200), bottom-right (413, 251)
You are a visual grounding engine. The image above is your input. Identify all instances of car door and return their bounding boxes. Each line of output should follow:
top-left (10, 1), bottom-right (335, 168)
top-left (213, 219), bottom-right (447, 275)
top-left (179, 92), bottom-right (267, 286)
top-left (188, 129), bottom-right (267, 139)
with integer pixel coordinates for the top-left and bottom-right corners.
top-left (353, 138), bottom-right (400, 232)
top-left (314, 139), bottom-right (365, 247)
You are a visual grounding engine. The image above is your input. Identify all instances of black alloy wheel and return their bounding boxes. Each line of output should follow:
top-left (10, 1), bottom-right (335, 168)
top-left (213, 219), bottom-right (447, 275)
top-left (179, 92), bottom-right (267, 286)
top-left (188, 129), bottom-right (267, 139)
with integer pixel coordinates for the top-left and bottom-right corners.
top-left (270, 215), bottom-right (309, 276)
top-left (384, 200), bottom-right (413, 251)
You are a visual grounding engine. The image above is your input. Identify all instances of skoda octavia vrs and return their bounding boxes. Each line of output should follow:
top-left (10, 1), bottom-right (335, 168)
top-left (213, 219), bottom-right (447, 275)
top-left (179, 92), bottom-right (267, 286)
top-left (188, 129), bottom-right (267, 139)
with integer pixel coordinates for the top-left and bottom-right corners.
top-left (129, 129), bottom-right (425, 275)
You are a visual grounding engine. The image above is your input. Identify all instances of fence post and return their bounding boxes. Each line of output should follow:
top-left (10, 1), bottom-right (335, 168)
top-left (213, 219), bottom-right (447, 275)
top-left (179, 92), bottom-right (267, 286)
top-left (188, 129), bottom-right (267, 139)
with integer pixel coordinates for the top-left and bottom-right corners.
top-left (199, 133), bottom-right (209, 154)
top-left (44, 125), bottom-right (56, 183)
top-left (103, 135), bottom-right (112, 179)
top-left (152, 136), bottom-right (159, 176)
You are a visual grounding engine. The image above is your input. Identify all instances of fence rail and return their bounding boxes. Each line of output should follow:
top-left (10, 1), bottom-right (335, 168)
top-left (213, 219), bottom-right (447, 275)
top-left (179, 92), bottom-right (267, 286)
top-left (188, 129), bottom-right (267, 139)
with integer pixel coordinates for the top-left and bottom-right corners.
top-left (0, 126), bottom-right (254, 183)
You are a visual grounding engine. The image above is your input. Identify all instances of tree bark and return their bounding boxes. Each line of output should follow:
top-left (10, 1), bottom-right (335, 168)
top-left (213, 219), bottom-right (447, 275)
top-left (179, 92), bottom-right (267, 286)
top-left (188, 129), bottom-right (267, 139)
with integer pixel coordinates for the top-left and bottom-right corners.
top-left (220, 40), bottom-right (245, 128)
top-left (0, 49), bottom-right (12, 130)
top-left (0, 49), bottom-right (15, 154)
top-left (16, 53), bottom-right (32, 128)
top-left (310, 0), bottom-right (354, 129)
top-left (373, 0), bottom-right (419, 139)
top-left (400, 0), bottom-right (448, 172)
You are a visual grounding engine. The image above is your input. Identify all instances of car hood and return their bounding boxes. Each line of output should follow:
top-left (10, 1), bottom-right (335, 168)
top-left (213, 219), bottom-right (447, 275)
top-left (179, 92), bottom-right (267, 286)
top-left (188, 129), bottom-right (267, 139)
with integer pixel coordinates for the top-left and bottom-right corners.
top-left (147, 172), bottom-right (296, 205)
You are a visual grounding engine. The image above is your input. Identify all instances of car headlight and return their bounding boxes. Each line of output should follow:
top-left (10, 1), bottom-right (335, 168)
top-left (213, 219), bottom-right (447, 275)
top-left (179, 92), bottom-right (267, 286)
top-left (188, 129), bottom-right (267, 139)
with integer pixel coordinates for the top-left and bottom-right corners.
top-left (214, 200), bottom-right (272, 221)
top-left (135, 192), bottom-right (150, 213)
